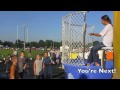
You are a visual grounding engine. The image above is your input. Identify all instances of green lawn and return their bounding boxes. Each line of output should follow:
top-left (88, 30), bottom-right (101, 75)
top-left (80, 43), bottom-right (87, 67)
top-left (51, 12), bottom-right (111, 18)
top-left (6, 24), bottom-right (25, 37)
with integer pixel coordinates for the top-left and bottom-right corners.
top-left (0, 49), bottom-right (45, 60)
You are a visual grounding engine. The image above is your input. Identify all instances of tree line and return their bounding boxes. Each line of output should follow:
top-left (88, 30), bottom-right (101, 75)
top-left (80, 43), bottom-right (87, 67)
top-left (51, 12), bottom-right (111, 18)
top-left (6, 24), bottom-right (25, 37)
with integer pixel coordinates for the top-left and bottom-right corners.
top-left (0, 39), bottom-right (99, 48)
top-left (0, 40), bottom-right (62, 48)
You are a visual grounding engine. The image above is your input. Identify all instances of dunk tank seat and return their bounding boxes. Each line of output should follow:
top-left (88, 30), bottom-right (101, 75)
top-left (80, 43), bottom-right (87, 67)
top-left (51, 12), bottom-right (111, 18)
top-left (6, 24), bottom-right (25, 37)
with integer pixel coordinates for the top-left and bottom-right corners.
top-left (98, 47), bottom-right (113, 69)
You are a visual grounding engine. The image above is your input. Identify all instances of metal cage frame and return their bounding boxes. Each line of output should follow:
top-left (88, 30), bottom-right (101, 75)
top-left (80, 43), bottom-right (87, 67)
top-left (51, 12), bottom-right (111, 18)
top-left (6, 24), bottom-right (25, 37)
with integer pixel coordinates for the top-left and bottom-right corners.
top-left (62, 11), bottom-right (94, 66)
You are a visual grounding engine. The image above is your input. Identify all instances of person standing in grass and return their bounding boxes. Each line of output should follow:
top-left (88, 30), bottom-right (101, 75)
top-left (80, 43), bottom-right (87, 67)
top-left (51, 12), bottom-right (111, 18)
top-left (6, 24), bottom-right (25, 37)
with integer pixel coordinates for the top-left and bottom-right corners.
top-left (34, 54), bottom-right (44, 79)
top-left (5, 54), bottom-right (12, 78)
top-left (56, 49), bottom-right (61, 65)
top-left (18, 51), bottom-right (28, 79)
top-left (10, 55), bottom-right (19, 79)
top-left (43, 52), bottom-right (52, 79)
top-left (51, 50), bottom-right (56, 64)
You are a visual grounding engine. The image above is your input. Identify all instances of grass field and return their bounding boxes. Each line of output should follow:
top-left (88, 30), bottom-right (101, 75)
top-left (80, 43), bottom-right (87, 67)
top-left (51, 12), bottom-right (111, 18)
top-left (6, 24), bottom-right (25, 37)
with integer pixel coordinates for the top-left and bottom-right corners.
top-left (0, 49), bottom-right (45, 60)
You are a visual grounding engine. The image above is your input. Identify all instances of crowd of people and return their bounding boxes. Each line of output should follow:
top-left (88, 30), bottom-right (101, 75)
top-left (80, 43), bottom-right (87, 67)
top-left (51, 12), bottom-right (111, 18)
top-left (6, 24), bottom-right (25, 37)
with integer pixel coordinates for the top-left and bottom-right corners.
top-left (4, 48), bottom-right (61, 79)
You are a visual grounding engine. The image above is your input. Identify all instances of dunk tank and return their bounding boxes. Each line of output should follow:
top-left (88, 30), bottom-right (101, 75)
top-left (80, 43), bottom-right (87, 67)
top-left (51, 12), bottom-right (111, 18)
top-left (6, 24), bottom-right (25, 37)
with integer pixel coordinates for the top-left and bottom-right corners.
top-left (62, 11), bottom-right (114, 79)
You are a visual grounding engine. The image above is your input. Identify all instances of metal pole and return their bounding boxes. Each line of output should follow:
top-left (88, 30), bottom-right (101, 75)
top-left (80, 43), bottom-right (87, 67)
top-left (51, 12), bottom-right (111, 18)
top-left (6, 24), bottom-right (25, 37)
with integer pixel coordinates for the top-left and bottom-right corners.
top-left (27, 26), bottom-right (28, 43)
top-left (51, 42), bottom-right (52, 49)
top-left (53, 41), bottom-right (54, 49)
top-left (17, 26), bottom-right (19, 44)
top-left (24, 25), bottom-right (26, 43)
top-left (69, 15), bottom-right (72, 59)
top-left (24, 24), bottom-right (26, 51)
top-left (82, 12), bottom-right (87, 62)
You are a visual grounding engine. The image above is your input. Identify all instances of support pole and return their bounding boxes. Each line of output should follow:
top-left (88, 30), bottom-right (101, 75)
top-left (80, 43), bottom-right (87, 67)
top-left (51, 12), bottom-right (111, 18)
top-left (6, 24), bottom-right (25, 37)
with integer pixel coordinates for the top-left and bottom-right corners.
top-left (82, 12), bottom-right (87, 63)
top-left (16, 25), bottom-right (19, 49)
top-left (24, 24), bottom-right (26, 51)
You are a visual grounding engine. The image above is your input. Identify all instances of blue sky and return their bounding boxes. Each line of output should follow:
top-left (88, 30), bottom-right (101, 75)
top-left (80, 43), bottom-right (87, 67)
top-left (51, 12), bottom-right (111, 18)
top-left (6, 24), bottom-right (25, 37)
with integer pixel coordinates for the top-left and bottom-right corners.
top-left (0, 11), bottom-right (113, 42)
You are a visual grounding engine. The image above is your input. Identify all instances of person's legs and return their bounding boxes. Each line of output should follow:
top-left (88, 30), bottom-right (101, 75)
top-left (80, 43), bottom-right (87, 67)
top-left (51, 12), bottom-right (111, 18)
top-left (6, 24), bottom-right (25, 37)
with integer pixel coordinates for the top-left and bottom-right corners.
top-left (23, 71), bottom-right (26, 79)
top-left (19, 72), bottom-right (23, 79)
top-left (35, 75), bottom-right (40, 79)
top-left (56, 58), bottom-right (59, 65)
top-left (87, 42), bottom-right (105, 66)
top-left (45, 74), bottom-right (51, 79)
top-left (87, 49), bottom-right (94, 64)
top-left (44, 75), bottom-right (48, 79)
top-left (48, 74), bottom-right (52, 79)
top-left (51, 58), bottom-right (54, 64)
top-left (53, 57), bottom-right (56, 64)
top-left (23, 70), bottom-right (29, 79)
top-left (39, 75), bottom-right (43, 79)
top-left (44, 66), bottom-right (52, 79)
top-left (6, 72), bottom-right (10, 79)
top-left (41, 75), bottom-right (44, 79)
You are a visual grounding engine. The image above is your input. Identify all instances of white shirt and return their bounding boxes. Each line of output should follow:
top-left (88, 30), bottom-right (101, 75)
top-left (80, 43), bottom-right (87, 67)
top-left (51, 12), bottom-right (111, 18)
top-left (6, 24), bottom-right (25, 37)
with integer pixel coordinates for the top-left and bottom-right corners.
top-left (13, 51), bottom-right (17, 55)
top-left (99, 24), bottom-right (113, 47)
top-left (48, 52), bottom-right (50, 57)
top-left (56, 50), bottom-right (60, 57)
top-left (35, 60), bottom-right (43, 75)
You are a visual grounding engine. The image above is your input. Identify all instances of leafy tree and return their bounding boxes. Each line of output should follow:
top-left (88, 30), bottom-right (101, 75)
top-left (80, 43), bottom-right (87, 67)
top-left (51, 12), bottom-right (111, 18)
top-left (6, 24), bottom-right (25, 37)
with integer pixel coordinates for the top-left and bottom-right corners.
top-left (0, 39), bottom-right (62, 49)
top-left (38, 40), bottom-right (45, 47)
top-left (15, 39), bottom-right (24, 48)
top-left (3, 41), bottom-right (14, 47)
top-left (0, 40), bottom-right (3, 45)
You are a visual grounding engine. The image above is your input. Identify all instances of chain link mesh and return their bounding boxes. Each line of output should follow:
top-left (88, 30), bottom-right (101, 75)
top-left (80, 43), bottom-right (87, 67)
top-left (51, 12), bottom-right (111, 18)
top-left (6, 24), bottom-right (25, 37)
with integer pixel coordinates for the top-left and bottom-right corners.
top-left (62, 11), bottom-right (94, 66)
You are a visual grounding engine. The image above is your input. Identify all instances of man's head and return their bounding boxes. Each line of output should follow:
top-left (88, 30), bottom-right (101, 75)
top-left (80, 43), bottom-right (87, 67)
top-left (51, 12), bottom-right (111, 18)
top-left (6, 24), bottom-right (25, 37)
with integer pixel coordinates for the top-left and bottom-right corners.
top-left (35, 54), bottom-right (41, 60)
top-left (101, 15), bottom-right (112, 25)
top-left (11, 55), bottom-right (18, 64)
top-left (44, 52), bottom-right (48, 58)
top-left (20, 51), bottom-right (25, 57)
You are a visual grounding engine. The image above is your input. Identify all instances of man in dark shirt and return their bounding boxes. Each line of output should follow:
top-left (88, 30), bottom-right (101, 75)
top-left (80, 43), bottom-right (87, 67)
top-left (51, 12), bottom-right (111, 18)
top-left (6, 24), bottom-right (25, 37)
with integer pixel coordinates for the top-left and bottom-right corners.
top-left (5, 54), bottom-right (12, 78)
top-left (43, 52), bottom-right (52, 79)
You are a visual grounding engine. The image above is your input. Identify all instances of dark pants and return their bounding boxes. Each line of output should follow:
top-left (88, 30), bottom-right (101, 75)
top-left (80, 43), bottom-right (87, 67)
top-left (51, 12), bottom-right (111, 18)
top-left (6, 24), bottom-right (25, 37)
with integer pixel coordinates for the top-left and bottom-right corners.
top-left (18, 72), bottom-right (23, 79)
top-left (44, 75), bottom-right (51, 79)
top-left (44, 65), bottom-right (52, 79)
top-left (23, 70), bottom-right (29, 79)
top-left (88, 42), bottom-right (105, 63)
top-left (52, 57), bottom-right (56, 64)
top-left (6, 72), bottom-right (10, 79)
top-left (35, 75), bottom-right (43, 79)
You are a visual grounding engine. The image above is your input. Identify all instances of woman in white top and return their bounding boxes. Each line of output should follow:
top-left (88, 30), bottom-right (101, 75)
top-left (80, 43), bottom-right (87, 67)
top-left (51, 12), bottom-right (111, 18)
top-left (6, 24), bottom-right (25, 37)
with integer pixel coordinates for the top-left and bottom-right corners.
top-left (87, 15), bottom-right (113, 66)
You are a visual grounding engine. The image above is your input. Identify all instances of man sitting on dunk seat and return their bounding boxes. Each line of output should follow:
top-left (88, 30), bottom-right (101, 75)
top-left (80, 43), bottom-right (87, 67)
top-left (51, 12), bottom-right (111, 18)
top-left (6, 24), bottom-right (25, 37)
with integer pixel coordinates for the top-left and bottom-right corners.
top-left (87, 15), bottom-right (113, 66)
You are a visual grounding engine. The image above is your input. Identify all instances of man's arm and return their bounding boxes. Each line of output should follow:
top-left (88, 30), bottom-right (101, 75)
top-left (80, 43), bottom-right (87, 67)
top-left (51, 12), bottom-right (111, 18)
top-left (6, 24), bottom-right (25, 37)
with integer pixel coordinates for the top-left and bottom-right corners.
top-left (42, 62), bottom-right (45, 69)
top-left (10, 66), bottom-right (15, 79)
top-left (89, 33), bottom-right (101, 37)
top-left (33, 61), bottom-right (36, 75)
top-left (24, 64), bottom-right (27, 69)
